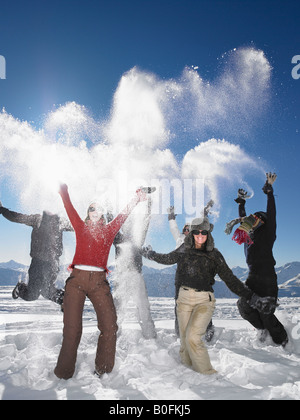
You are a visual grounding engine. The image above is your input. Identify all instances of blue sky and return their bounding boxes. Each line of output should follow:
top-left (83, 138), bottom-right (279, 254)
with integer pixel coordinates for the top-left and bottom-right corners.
top-left (0, 0), bottom-right (299, 269)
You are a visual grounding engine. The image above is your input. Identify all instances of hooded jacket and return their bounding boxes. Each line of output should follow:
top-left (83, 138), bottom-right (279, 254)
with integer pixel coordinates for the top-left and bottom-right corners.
top-left (142, 224), bottom-right (252, 300)
top-left (0, 207), bottom-right (73, 262)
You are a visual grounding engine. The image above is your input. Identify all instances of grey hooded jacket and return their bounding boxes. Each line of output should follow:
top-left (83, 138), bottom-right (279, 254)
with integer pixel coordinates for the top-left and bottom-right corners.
top-left (0, 207), bottom-right (73, 262)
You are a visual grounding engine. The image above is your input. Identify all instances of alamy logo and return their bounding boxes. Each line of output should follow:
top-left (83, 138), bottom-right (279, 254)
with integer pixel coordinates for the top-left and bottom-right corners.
top-left (292, 55), bottom-right (300, 80)
top-left (0, 55), bottom-right (6, 79)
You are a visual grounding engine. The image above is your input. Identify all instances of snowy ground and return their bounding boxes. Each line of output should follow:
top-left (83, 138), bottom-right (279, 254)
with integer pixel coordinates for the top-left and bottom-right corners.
top-left (0, 286), bottom-right (300, 401)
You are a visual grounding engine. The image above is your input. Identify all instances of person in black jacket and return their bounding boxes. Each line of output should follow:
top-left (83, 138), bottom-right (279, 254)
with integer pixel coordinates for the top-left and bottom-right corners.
top-left (225, 173), bottom-right (288, 346)
top-left (142, 216), bottom-right (275, 375)
top-left (0, 201), bottom-right (73, 304)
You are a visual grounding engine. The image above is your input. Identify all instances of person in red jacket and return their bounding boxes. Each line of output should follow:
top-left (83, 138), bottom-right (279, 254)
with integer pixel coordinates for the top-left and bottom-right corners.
top-left (54, 183), bottom-right (148, 380)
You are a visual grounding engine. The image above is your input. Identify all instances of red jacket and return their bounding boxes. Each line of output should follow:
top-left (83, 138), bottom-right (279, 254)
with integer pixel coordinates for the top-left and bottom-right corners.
top-left (59, 185), bottom-right (144, 272)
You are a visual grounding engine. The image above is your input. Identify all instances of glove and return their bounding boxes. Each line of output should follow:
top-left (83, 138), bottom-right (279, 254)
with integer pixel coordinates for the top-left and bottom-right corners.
top-left (234, 189), bottom-right (251, 204)
top-left (167, 206), bottom-right (177, 220)
top-left (224, 217), bottom-right (241, 235)
top-left (136, 188), bottom-right (148, 202)
top-left (204, 199), bottom-right (214, 216)
top-left (141, 245), bottom-right (155, 259)
top-left (59, 183), bottom-right (68, 196)
top-left (106, 212), bottom-right (114, 223)
top-left (140, 187), bottom-right (156, 194)
top-left (262, 172), bottom-right (277, 194)
top-left (248, 293), bottom-right (277, 315)
top-left (266, 172), bottom-right (277, 185)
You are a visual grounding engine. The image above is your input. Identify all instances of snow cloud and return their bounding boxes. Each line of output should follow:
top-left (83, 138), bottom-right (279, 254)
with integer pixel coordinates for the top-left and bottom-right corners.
top-left (0, 47), bottom-right (270, 218)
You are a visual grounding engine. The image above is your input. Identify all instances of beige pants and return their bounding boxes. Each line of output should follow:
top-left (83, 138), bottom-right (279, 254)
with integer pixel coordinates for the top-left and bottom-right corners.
top-left (176, 287), bottom-right (217, 375)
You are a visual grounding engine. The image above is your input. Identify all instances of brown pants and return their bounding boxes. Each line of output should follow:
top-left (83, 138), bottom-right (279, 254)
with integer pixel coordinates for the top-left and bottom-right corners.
top-left (54, 268), bottom-right (118, 379)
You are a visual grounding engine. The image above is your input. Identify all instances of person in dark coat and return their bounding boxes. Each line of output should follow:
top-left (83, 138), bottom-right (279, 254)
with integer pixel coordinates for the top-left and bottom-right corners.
top-left (0, 201), bottom-right (73, 304)
top-left (167, 201), bottom-right (215, 340)
top-left (141, 216), bottom-right (275, 374)
top-left (225, 173), bottom-right (288, 346)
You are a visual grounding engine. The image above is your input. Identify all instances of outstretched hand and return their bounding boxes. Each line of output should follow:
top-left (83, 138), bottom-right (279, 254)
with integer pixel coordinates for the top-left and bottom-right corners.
top-left (167, 206), bottom-right (177, 220)
top-left (248, 293), bottom-right (277, 315)
top-left (266, 172), bottom-right (277, 185)
top-left (262, 172), bottom-right (277, 194)
top-left (234, 189), bottom-right (251, 204)
top-left (141, 245), bottom-right (154, 259)
top-left (59, 183), bottom-right (68, 195)
top-left (136, 188), bottom-right (148, 202)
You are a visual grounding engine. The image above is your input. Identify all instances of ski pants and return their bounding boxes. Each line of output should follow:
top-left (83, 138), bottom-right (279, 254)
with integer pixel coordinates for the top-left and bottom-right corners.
top-left (175, 281), bottom-right (214, 338)
top-left (237, 296), bottom-right (288, 345)
top-left (18, 257), bottom-right (62, 304)
top-left (54, 268), bottom-right (118, 380)
top-left (176, 286), bottom-right (217, 375)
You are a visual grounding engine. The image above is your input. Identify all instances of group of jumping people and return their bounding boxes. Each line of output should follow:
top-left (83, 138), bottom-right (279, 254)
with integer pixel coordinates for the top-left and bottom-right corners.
top-left (0, 172), bottom-right (287, 378)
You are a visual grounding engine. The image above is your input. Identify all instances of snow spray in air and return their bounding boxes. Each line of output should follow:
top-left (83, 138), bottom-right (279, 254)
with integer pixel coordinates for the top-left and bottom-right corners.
top-left (0, 47), bottom-right (271, 337)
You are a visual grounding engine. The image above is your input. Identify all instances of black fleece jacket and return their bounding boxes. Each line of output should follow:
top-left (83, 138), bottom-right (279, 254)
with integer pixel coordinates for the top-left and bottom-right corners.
top-left (238, 191), bottom-right (276, 274)
top-left (142, 239), bottom-right (253, 300)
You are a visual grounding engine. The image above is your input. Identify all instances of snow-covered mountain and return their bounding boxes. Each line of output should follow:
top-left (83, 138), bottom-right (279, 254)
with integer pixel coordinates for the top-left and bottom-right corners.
top-left (142, 262), bottom-right (300, 298)
top-left (0, 260), bottom-right (27, 271)
top-left (0, 260), bottom-right (27, 286)
top-left (1, 260), bottom-right (300, 298)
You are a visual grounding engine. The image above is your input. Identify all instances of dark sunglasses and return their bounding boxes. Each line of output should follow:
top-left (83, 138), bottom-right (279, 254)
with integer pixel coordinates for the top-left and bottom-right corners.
top-left (88, 206), bottom-right (99, 213)
top-left (192, 229), bottom-right (208, 236)
top-left (183, 227), bottom-right (190, 232)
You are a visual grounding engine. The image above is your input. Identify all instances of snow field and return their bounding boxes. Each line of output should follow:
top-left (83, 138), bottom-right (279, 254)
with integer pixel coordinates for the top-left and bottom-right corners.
top-left (0, 287), bottom-right (300, 400)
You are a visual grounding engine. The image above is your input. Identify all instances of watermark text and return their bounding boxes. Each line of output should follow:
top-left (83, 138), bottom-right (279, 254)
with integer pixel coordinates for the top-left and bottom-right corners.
top-left (292, 55), bottom-right (300, 80)
top-left (0, 55), bottom-right (6, 79)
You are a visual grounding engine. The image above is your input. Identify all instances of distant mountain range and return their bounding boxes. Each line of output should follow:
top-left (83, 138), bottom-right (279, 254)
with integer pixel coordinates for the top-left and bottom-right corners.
top-left (141, 262), bottom-right (300, 298)
top-left (1, 260), bottom-right (300, 298)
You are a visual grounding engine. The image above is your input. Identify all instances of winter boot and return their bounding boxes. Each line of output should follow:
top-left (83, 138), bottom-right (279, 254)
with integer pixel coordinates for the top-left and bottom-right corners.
top-left (53, 289), bottom-right (65, 305)
top-left (12, 282), bottom-right (22, 299)
top-left (258, 329), bottom-right (268, 343)
top-left (94, 370), bottom-right (103, 379)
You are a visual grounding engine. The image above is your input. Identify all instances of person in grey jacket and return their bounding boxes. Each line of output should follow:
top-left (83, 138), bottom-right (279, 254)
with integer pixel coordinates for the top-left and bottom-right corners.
top-left (142, 216), bottom-right (276, 375)
top-left (0, 201), bottom-right (73, 304)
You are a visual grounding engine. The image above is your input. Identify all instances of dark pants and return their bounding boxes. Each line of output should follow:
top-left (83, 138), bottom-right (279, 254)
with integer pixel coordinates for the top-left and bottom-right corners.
top-left (237, 297), bottom-right (288, 345)
top-left (18, 258), bottom-right (62, 304)
top-left (54, 268), bottom-right (118, 380)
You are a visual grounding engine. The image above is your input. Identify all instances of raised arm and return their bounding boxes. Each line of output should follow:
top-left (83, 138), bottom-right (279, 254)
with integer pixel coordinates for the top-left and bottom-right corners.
top-left (141, 246), bottom-right (179, 266)
top-left (59, 184), bottom-right (83, 228)
top-left (262, 172), bottom-right (277, 240)
top-left (234, 189), bottom-right (250, 218)
top-left (167, 206), bottom-right (183, 244)
top-left (0, 201), bottom-right (39, 227)
top-left (107, 188), bottom-right (148, 235)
